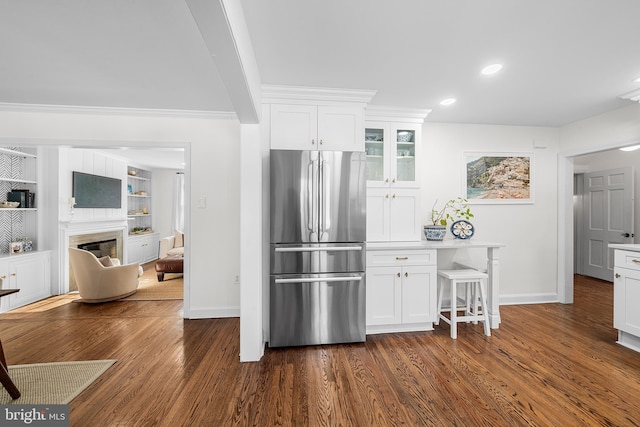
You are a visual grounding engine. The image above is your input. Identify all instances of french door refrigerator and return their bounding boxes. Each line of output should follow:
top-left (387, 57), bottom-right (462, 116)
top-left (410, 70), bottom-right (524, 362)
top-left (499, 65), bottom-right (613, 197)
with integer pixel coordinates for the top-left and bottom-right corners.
top-left (270, 149), bottom-right (366, 347)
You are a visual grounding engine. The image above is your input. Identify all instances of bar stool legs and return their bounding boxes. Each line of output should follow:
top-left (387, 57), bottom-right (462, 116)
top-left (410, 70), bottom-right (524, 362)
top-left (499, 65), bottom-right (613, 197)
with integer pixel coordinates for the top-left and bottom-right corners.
top-left (436, 269), bottom-right (491, 339)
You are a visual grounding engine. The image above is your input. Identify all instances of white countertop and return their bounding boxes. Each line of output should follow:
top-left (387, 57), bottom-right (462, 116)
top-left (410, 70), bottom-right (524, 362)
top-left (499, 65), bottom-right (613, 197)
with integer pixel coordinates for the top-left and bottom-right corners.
top-left (609, 243), bottom-right (640, 252)
top-left (367, 239), bottom-right (505, 250)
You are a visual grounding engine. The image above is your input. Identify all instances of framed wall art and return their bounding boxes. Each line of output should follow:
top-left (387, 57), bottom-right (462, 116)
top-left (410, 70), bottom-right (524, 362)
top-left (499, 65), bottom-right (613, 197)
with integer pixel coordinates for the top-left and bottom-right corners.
top-left (463, 152), bottom-right (534, 204)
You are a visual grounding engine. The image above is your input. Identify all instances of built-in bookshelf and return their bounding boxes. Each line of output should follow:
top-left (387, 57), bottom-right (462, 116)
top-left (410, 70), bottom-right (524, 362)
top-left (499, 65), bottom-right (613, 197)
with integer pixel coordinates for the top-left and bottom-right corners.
top-left (127, 166), bottom-right (153, 235)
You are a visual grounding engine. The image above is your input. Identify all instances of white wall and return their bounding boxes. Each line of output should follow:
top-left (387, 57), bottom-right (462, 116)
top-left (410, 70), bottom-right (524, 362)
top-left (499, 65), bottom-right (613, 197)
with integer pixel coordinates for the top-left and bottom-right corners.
top-left (0, 106), bottom-right (241, 318)
top-left (421, 123), bottom-right (561, 303)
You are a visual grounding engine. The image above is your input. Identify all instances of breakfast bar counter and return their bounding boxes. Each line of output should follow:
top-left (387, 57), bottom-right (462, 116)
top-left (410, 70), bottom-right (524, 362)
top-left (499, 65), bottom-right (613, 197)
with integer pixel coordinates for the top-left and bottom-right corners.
top-left (367, 240), bottom-right (505, 329)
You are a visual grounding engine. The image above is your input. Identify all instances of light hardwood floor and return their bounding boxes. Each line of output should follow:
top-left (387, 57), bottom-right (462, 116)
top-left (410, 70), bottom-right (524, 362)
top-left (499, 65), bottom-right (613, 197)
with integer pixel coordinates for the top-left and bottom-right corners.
top-left (1, 275), bottom-right (639, 426)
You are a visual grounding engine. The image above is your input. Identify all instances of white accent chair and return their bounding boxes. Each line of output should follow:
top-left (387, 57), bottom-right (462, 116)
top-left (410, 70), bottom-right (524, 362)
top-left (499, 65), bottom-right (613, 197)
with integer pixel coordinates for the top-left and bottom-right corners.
top-left (159, 229), bottom-right (184, 259)
top-left (69, 247), bottom-right (141, 303)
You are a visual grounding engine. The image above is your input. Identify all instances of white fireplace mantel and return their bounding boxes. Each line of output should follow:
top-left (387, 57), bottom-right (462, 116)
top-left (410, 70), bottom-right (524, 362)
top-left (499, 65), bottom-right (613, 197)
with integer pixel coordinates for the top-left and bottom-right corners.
top-left (59, 218), bottom-right (129, 294)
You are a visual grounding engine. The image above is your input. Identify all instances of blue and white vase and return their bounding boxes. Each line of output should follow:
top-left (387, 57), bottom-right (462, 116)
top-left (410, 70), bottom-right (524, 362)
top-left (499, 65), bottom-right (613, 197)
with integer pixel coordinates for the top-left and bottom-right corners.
top-left (424, 225), bottom-right (447, 241)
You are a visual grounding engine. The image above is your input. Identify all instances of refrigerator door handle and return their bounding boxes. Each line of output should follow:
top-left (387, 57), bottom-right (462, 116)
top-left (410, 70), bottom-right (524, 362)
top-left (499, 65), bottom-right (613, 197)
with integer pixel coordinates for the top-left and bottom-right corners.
top-left (322, 159), bottom-right (331, 234)
top-left (307, 162), bottom-right (314, 233)
top-left (275, 277), bottom-right (362, 284)
top-left (275, 246), bottom-right (363, 253)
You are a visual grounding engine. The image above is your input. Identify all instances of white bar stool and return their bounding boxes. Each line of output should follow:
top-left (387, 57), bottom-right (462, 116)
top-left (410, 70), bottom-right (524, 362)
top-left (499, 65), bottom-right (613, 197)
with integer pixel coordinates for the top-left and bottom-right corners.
top-left (436, 269), bottom-right (491, 339)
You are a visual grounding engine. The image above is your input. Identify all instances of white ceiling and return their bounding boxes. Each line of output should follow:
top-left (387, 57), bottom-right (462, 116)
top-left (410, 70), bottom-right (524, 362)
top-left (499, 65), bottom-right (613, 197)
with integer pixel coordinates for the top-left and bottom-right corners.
top-left (1, 1), bottom-right (640, 158)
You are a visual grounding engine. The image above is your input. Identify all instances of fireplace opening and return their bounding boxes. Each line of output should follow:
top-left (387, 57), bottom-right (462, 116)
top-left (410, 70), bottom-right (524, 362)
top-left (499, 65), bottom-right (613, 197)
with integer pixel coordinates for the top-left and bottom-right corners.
top-left (77, 239), bottom-right (117, 259)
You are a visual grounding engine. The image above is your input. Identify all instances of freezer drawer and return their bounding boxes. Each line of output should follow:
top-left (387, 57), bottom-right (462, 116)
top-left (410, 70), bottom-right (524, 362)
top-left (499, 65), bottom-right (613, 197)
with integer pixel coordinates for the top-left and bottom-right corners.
top-left (271, 243), bottom-right (365, 274)
top-left (269, 273), bottom-right (366, 347)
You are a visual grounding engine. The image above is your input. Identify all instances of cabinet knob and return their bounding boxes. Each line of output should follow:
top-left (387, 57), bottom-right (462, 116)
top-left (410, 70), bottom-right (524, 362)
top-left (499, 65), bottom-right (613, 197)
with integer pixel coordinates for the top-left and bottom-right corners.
top-left (397, 272), bottom-right (401, 277)
top-left (0, 275), bottom-right (6, 280)
top-left (405, 272), bottom-right (408, 278)
top-left (392, 178), bottom-right (396, 183)
top-left (385, 178), bottom-right (389, 183)
top-left (392, 194), bottom-right (396, 199)
top-left (312, 139), bottom-right (316, 145)
top-left (615, 273), bottom-right (621, 279)
top-left (385, 194), bottom-right (389, 199)
top-left (10, 273), bottom-right (16, 277)
top-left (319, 139), bottom-right (324, 145)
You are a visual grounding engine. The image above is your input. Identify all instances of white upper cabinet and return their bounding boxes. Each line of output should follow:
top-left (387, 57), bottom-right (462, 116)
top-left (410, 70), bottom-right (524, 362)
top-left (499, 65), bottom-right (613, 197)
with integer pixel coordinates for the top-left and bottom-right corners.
top-left (365, 121), bottom-right (422, 188)
top-left (264, 85), bottom-right (376, 152)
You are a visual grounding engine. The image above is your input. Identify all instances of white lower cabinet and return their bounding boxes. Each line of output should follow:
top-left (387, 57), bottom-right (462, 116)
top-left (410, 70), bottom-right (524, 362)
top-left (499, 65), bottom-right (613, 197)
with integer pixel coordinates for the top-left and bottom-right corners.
top-left (366, 248), bottom-right (436, 334)
top-left (127, 233), bottom-right (160, 264)
top-left (0, 251), bottom-right (51, 313)
top-left (613, 250), bottom-right (640, 351)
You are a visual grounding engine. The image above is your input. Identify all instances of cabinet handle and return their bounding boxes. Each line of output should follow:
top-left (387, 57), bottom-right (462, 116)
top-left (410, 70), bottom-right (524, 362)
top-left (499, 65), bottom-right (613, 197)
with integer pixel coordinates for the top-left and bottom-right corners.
top-left (392, 178), bottom-right (396, 183)
top-left (632, 259), bottom-right (640, 264)
top-left (385, 194), bottom-right (389, 199)
top-left (320, 139), bottom-right (324, 145)
top-left (312, 139), bottom-right (316, 145)
top-left (10, 273), bottom-right (16, 277)
top-left (615, 273), bottom-right (621, 278)
top-left (385, 178), bottom-right (389, 183)
top-left (392, 194), bottom-right (396, 199)
top-left (395, 257), bottom-right (408, 260)
top-left (0, 275), bottom-right (6, 279)
top-left (397, 272), bottom-right (401, 277)
top-left (405, 272), bottom-right (408, 278)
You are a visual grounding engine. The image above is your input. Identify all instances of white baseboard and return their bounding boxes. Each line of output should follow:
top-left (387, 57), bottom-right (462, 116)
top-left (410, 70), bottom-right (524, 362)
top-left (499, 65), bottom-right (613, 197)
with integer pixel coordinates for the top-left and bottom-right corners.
top-left (186, 306), bottom-right (240, 319)
top-left (499, 293), bottom-right (559, 305)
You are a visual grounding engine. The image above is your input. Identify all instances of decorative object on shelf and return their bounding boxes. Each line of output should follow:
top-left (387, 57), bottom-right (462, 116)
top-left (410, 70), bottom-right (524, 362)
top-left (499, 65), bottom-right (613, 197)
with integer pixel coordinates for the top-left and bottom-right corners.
top-left (451, 220), bottom-right (475, 240)
top-left (10, 241), bottom-right (23, 255)
top-left (464, 152), bottom-right (534, 204)
top-left (127, 184), bottom-right (133, 194)
top-left (22, 239), bottom-right (33, 252)
top-left (0, 201), bottom-right (19, 208)
top-left (128, 170), bottom-right (138, 176)
top-left (424, 197), bottom-right (474, 241)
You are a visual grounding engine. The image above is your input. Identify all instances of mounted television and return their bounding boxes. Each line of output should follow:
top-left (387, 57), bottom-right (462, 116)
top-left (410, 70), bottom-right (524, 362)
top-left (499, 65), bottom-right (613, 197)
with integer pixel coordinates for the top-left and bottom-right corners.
top-left (72, 171), bottom-right (122, 208)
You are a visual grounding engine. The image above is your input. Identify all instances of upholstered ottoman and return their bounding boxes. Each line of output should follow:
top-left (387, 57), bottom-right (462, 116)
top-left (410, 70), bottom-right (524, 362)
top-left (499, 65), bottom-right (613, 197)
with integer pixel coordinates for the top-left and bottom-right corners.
top-left (155, 256), bottom-right (184, 281)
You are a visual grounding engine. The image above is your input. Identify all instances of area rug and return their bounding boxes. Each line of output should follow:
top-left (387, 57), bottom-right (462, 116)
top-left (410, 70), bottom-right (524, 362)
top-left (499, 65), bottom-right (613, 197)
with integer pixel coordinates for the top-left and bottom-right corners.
top-left (0, 360), bottom-right (116, 404)
top-left (118, 271), bottom-right (183, 301)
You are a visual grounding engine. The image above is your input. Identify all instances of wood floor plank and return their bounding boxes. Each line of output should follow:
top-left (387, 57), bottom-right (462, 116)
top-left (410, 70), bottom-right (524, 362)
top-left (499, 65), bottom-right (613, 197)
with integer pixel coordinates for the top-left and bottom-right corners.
top-left (1, 275), bottom-right (640, 426)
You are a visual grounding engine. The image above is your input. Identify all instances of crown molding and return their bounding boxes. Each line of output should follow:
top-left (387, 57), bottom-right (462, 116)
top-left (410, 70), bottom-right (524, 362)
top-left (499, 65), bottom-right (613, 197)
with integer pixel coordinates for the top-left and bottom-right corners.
top-left (262, 85), bottom-right (376, 105)
top-left (619, 89), bottom-right (640, 102)
top-left (365, 105), bottom-right (431, 123)
top-left (0, 102), bottom-right (238, 120)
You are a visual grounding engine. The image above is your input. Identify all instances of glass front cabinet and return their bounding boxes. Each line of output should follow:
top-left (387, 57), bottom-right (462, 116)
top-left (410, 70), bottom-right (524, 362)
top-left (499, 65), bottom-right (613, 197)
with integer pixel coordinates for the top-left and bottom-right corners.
top-left (365, 122), bottom-right (420, 188)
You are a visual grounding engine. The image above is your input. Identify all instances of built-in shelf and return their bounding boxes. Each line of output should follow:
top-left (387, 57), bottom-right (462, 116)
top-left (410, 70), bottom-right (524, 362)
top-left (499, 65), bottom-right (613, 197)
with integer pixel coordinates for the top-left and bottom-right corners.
top-left (0, 147), bottom-right (37, 158)
top-left (0, 178), bottom-right (38, 184)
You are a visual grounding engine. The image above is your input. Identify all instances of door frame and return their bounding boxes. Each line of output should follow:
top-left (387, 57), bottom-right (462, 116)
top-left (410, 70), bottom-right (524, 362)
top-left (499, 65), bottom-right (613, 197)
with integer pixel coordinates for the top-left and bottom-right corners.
top-left (559, 140), bottom-right (640, 303)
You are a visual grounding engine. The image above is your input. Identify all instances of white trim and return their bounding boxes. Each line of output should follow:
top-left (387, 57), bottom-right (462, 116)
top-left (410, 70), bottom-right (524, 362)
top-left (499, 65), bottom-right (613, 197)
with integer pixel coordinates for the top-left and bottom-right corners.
top-left (365, 105), bottom-right (431, 123)
top-left (0, 102), bottom-right (237, 120)
top-left (262, 84), bottom-right (376, 105)
top-left (499, 293), bottom-right (559, 305)
top-left (186, 306), bottom-right (240, 319)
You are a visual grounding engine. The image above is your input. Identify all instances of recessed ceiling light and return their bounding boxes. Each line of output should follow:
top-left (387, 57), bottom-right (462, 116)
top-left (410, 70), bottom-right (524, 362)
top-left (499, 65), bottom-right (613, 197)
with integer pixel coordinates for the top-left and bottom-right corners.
top-left (440, 98), bottom-right (456, 106)
top-left (481, 64), bottom-right (503, 75)
top-left (620, 144), bottom-right (640, 152)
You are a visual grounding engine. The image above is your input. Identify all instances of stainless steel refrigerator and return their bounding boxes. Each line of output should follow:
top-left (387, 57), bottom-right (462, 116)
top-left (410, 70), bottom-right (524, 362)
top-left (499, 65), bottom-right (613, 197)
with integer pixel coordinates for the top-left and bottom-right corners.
top-left (269, 149), bottom-right (366, 347)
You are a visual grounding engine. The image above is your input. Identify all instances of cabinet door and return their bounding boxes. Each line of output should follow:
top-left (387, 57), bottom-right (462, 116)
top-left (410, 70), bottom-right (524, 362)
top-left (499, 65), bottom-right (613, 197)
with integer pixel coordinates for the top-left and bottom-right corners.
top-left (402, 264), bottom-right (436, 324)
top-left (366, 266), bottom-right (402, 326)
top-left (614, 267), bottom-right (640, 336)
top-left (366, 188), bottom-right (391, 242)
top-left (391, 124), bottom-right (420, 188)
top-left (270, 104), bottom-right (318, 150)
top-left (388, 188), bottom-right (421, 241)
top-left (142, 235), bottom-right (159, 262)
top-left (318, 106), bottom-right (364, 151)
top-left (127, 237), bottom-right (143, 264)
top-left (6, 253), bottom-right (51, 310)
top-left (365, 122), bottom-right (391, 187)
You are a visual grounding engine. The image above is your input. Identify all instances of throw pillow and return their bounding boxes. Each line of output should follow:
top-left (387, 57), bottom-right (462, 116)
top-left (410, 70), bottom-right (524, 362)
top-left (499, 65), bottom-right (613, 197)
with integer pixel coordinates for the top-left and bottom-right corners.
top-left (98, 256), bottom-right (113, 267)
top-left (174, 229), bottom-right (184, 248)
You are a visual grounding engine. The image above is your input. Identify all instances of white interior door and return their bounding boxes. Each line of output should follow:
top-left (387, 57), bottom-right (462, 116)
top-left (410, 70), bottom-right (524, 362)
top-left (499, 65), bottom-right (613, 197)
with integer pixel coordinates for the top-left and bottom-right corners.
top-left (582, 167), bottom-right (634, 281)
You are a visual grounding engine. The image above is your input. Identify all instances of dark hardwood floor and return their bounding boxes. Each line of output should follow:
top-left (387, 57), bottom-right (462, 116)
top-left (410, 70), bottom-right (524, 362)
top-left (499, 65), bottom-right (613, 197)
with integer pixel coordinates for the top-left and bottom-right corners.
top-left (1, 275), bottom-right (639, 426)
